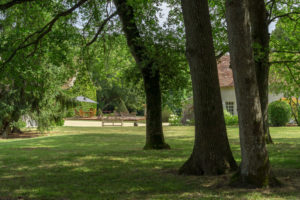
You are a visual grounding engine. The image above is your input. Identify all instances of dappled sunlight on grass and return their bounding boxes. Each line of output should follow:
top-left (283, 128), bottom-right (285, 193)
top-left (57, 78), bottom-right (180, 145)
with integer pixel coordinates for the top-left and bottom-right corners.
top-left (0, 126), bottom-right (299, 199)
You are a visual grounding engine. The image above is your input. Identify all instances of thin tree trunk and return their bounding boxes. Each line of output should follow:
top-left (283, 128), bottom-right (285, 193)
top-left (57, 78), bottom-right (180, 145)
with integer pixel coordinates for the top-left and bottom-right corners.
top-left (248, 0), bottom-right (273, 144)
top-left (179, 0), bottom-right (237, 175)
top-left (289, 97), bottom-right (300, 126)
top-left (142, 66), bottom-right (168, 149)
top-left (96, 89), bottom-right (101, 116)
top-left (113, 0), bottom-right (170, 149)
top-left (225, 0), bottom-right (279, 187)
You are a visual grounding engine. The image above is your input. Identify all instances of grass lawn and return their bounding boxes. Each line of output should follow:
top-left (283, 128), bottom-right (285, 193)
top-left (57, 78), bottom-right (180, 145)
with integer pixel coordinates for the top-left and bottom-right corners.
top-left (0, 126), bottom-right (300, 200)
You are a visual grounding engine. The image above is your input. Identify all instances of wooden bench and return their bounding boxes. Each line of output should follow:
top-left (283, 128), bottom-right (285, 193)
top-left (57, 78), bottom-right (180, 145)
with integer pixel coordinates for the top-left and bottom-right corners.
top-left (101, 116), bottom-right (123, 126)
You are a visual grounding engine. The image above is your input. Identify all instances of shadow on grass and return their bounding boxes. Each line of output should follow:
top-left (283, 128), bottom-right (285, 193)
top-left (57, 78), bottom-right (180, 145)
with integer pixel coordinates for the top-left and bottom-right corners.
top-left (0, 131), bottom-right (299, 199)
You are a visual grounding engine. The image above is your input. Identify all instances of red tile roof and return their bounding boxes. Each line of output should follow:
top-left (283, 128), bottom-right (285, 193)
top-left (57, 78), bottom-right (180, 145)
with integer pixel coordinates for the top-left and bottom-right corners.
top-left (217, 55), bottom-right (234, 87)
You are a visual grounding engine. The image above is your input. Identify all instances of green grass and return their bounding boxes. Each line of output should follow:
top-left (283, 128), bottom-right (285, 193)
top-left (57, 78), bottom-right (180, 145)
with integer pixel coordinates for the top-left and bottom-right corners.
top-left (0, 126), bottom-right (300, 200)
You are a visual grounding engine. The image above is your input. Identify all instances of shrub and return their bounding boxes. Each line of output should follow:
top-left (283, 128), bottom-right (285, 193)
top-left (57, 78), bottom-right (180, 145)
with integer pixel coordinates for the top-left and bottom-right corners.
top-left (162, 107), bottom-right (171, 122)
top-left (55, 119), bottom-right (65, 127)
top-left (268, 101), bottom-right (291, 126)
top-left (116, 99), bottom-right (129, 114)
top-left (169, 114), bottom-right (181, 126)
top-left (11, 119), bottom-right (27, 129)
top-left (224, 110), bottom-right (238, 125)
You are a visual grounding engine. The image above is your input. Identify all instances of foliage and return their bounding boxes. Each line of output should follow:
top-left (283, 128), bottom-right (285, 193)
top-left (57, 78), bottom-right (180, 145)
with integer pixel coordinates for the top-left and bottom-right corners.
top-left (55, 119), bottom-right (65, 127)
top-left (169, 114), bottom-right (182, 126)
top-left (82, 35), bottom-right (145, 113)
top-left (10, 119), bottom-right (26, 129)
top-left (268, 101), bottom-right (291, 126)
top-left (67, 70), bottom-right (97, 115)
top-left (269, 16), bottom-right (300, 126)
top-left (115, 99), bottom-right (129, 114)
top-left (0, 1), bottom-right (80, 133)
top-left (224, 110), bottom-right (239, 126)
top-left (161, 106), bottom-right (172, 122)
top-left (284, 97), bottom-right (300, 126)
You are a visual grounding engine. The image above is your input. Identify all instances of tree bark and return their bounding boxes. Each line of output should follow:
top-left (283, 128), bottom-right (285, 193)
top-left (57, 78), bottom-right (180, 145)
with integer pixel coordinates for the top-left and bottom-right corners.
top-left (96, 89), bottom-right (102, 116)
top-left (225, 0), bottom-right (278, 187)
top-left (248, 0), bottom-right (273, 144)
top-left (179, 0), bottom-right (237, 175)
top-left (1, 120), bottom-right (11, 138)
top-left (113, 0), bottom-right (170, 149)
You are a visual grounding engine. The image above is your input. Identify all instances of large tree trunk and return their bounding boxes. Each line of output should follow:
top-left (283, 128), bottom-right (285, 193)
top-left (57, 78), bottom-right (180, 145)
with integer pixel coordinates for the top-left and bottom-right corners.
top-left (179, 0), bottom-right (237, 175)
top-left (225, 0), bottom-right (278, 187)
top-left (113, 0), bottom-right (170, 149)
top-left (1, 120), bottom-right (11, 138)
top-left (248, 0), bottom-right (273, 144)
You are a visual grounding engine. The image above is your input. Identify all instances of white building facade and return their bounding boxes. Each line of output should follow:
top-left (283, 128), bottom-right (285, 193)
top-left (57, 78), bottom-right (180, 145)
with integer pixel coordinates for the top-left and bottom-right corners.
top-left (218, 56), bottom-right (283, 116)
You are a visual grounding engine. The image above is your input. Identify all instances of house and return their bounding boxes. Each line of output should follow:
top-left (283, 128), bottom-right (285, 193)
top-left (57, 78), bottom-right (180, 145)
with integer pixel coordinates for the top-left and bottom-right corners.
top-left (218, 55), bottom-right (283, 116)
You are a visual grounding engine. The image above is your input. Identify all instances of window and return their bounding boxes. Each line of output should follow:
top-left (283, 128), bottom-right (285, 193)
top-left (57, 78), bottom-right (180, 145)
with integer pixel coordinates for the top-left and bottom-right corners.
top-left (225, 102), bottom-right (234, 115)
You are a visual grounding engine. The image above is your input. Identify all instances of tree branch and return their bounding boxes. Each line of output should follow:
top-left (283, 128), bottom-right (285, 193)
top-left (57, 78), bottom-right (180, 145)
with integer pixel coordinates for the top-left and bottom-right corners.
top-left (1, 0), bottom-right (89, 67)
top-left (86, 11), bottom-right (117, 47)
top-left (269, 11), bottom-right (300, 23)
top-left (267, 0), bottom-right (276, 23)
top-left (285, 65), bottom-right (300, 87)
top-left (0, 0), bottom-right (34, 11)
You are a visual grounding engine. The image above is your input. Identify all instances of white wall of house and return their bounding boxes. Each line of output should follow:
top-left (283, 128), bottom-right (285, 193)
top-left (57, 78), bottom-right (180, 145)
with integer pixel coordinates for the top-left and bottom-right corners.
top-left (220, 87), bottom-right (237, 115)
top-left (220, 87), bottom-right (283, 116)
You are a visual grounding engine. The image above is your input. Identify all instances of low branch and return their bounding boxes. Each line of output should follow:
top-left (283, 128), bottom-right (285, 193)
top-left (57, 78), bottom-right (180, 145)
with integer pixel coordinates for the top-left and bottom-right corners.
top-left (267, 0), bottom-right (276, 22)
top-left (1, 0), bottom-right (88, 67)
top-left (0, 0), bottom-right (34, 11)
top-left (86, 11), bottom-right (117, 47)
top-left (269, 11), bottom-right (300, 23)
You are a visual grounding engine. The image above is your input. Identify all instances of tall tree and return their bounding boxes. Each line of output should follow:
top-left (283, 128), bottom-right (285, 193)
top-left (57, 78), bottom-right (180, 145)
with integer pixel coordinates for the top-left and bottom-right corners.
top-left (247, 0), bottom-right (300, 143)
top-left (179, 0), bottom-right (237, 175)
top-left (0, 1), bottom-right (79, 137)
top-left (248, 0), bottom-right (273, 143)
top-left (225, 0), bottom-right (278, 187)
top-left (113, 0), bottom-right (170, 149)
top-left (269, 17), bottom-right (300, 126)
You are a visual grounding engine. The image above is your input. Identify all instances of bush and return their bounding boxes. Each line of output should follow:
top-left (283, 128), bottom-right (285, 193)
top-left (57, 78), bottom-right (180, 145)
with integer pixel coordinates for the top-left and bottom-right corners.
top-left (116, 99), bottom-right (129, 114)
top-left (55, 119), bottom-right (65, 127)
top-left (11, 119), bottom-right (27, 129)
top-left (162, 107), bottom-right (171, 122)
top-left (268, 101), bottom-right (291, 126)
top-left (224, 110), bottom-right (238, 125)
top-left (169, 114), bottom-right (181, 126)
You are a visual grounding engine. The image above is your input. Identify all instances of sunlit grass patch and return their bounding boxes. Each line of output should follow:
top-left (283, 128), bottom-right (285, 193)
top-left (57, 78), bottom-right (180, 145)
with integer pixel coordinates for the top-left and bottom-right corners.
top-left (0, 126), bottom-right (299, 199)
